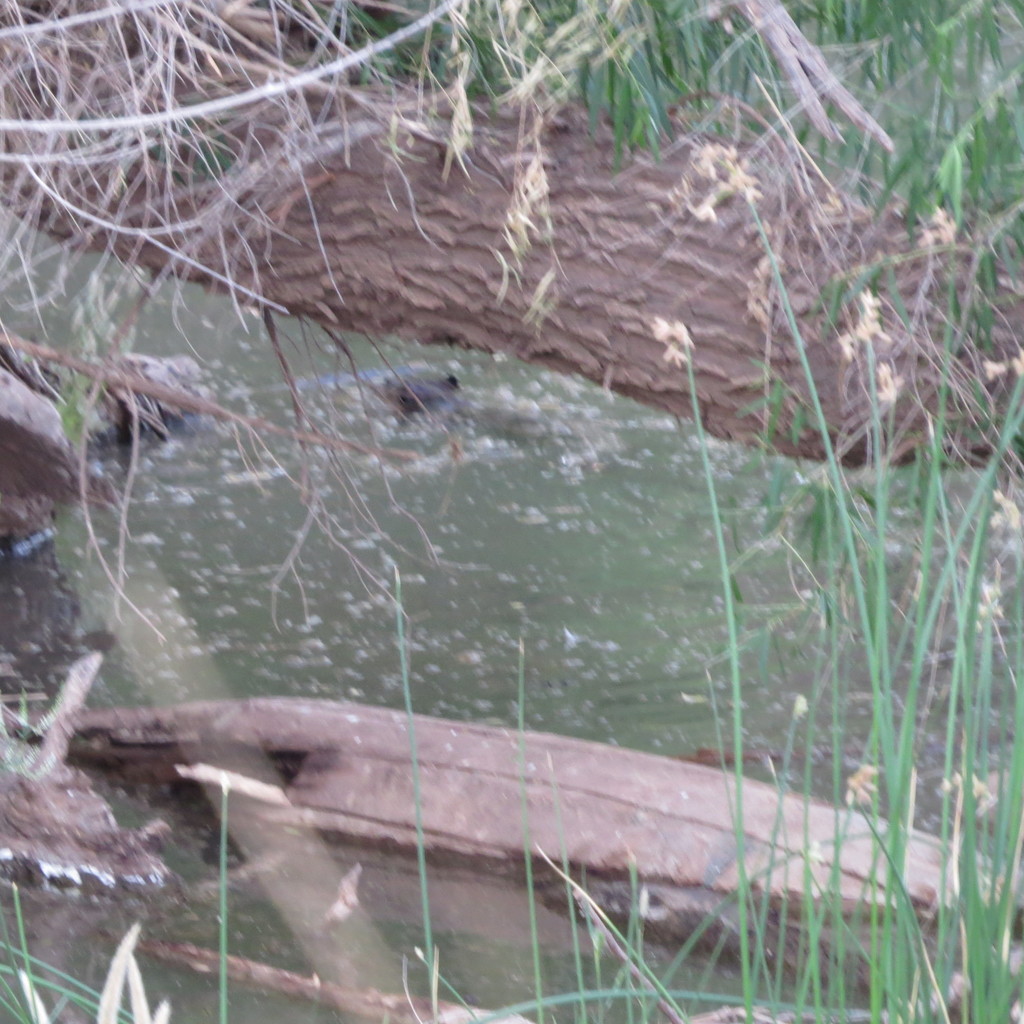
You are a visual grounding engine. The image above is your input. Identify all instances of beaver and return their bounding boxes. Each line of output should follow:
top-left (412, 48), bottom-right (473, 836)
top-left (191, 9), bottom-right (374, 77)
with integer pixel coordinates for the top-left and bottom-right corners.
top-left (379, 374), bottom-right (461, 415)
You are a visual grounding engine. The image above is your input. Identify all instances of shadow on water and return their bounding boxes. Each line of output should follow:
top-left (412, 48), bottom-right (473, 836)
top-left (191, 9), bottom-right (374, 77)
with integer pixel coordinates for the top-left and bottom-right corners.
top-left (0, 542), bottom-right (114, 699)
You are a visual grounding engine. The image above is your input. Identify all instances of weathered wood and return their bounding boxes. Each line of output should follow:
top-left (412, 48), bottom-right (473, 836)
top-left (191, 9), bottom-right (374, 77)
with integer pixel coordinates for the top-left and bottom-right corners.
top-left (0, 367), bottom-right (71, 539)
top-left (0, 767), bottom-right (172, 892)
top-left (73, 698), bottom-right (945, 919)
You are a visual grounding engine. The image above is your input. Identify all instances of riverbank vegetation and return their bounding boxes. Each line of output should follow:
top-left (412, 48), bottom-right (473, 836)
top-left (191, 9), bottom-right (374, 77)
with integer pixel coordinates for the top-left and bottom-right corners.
top-left (2, 0), bottom-right (1024, 1021)
top-left (3, 0), bottom-right (1024, 464)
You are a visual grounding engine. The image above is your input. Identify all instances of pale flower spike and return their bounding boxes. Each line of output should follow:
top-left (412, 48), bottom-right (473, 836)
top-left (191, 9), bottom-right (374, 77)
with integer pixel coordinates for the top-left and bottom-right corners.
top-left (876, 363), bottom-right (903, 406)
top-left (652, 316), bottom-right (694, 367)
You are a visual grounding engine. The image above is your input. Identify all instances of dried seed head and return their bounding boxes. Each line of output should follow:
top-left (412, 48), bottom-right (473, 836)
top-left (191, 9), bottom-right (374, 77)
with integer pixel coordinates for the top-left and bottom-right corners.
top-left (651, 316), bottom-right (694, 366)
top-left (846, 763), bottom-right (878, 806)
top-left (876, 363), bottom-right (903, 407)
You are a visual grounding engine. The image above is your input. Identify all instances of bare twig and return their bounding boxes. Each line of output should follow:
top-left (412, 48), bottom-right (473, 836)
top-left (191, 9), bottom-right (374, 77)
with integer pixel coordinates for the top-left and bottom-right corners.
top-left (1, 333), bottom-right (419, 462)
top-left (33, 652), bottom-right (103, 773)
top-left (0, 0), bottom-right (467, 134)
top-left (711, 0), bottom-right (894, 151)
top-left (263, 306), bottom-right (313, 498)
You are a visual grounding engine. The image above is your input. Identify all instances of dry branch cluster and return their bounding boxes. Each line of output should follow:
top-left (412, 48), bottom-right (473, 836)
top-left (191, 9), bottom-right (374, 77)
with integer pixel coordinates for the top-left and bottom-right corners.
top-left (0, 0), bottom-right (887, 309)
top-left (0, 0), bottom-right (1020, 471)
top-left (0, 0), bottom-right (434, 303)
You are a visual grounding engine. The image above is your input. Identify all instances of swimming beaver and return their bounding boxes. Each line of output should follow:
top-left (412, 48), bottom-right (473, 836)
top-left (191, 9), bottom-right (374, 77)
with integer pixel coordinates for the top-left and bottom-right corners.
top-left (379, 374), bottom-right (460, 415)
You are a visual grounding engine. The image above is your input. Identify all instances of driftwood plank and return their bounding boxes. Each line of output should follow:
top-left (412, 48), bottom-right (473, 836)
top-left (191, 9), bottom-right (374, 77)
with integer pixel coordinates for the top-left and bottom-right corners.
top-left (73, 698), bottom-right (944, 914)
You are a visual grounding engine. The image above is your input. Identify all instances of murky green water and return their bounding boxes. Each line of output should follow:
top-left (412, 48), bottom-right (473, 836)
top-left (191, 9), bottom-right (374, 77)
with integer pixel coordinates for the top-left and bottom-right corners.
top-left (0, 276), bottom-right (965, 1021)
top-left (12, 282), bottom-right (825, 749)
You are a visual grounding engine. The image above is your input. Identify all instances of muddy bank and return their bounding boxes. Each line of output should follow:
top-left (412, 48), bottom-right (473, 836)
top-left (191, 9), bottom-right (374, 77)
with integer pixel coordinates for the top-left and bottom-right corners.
top-left (0, 655), bottom-right (172, 893)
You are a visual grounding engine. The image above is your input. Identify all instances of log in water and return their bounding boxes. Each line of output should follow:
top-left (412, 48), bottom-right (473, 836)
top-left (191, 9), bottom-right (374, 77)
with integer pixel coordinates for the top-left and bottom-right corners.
top-left (72, 697), bottom-right (944, 936)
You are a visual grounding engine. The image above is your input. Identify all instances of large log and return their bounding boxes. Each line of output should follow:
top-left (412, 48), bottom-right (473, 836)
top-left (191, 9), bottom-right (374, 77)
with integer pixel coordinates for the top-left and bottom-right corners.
top-left (72, 698), bottom-right (945, 936)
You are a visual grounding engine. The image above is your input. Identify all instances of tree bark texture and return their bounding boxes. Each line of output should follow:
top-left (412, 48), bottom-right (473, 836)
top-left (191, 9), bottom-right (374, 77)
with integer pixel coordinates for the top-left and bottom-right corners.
top-left (36, 100), bottom-right (1022, 465)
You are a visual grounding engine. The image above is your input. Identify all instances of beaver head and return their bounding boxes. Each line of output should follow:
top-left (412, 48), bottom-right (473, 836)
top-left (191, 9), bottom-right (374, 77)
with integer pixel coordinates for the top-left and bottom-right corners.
top-left (385, 374), bottom-right (460, 415)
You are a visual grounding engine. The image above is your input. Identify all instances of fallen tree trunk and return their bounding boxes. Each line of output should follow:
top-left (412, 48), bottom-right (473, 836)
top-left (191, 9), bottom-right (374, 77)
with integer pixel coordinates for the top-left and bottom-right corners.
top-left (1, 0), bottom-right (1018, 468)
top-left (72, 697), bottom-right (945, 941)
top-left (25, 96), bottom-right (1019, 467)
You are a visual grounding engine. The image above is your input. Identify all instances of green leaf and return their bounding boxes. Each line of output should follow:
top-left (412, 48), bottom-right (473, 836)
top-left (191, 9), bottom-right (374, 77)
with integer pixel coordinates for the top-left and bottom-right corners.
top-left (937, 142), bottom-right (964, 222)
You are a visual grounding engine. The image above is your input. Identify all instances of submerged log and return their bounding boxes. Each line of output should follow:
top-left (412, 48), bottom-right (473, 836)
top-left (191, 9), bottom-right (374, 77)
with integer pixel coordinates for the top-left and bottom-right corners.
top-left (136, 939), bottom-right (531, 1024)
top-left (72, 698), bottom-right (945, 935)
top-left (103, 353), bottom-right (212, 443)
top-left (0, 367), bottom-right (77, 542)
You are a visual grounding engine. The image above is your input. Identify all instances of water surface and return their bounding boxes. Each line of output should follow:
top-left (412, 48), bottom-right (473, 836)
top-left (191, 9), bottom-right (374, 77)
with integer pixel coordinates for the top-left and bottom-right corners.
top-left (0, 277), bottom-right (974, 1021)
